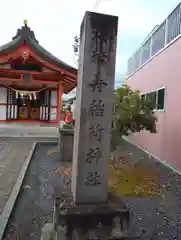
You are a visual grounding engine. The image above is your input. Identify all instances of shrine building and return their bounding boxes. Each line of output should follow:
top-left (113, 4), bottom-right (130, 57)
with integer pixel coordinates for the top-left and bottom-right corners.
top-left (0, 20), bottom-right (77, 124)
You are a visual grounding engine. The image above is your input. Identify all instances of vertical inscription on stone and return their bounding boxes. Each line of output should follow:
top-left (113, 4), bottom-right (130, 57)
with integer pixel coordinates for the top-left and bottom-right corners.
top-left (85, 172), bottom-right (101, 186)
top-left (89, 100), bottom-right (104, 117)
top-left (85, 148), bottom-right (102, 164)
top-left (89, 124), bottom-right (104, 141)
top-left (71, 11), bottom-right (118, 204)
top-left (89, 71), bottom-right (107, 92)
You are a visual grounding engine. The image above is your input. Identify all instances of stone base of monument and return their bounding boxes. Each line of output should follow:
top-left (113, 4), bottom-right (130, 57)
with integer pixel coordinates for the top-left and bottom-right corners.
top-left (53, 189), bottom-right (131, 240)
top-left (40, 223), bottom-right (54, 240)
top-left (59, 126), bottom-right (74, 162)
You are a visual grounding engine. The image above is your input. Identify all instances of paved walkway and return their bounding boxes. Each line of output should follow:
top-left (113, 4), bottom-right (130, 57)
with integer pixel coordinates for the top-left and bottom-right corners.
top-left (0, 139), bottom-right (34, 213)
top-left (0, 124), bottom-right (59, 138)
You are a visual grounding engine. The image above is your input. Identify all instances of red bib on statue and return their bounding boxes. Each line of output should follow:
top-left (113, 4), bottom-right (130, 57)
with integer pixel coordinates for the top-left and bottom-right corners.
top-left (65, 112), bottom-right (72, 123)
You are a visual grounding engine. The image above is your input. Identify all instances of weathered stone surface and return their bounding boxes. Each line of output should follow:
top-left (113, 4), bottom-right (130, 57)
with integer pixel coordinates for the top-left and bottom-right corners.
top-left (71, 11), bottom-right (118, 204)
top-left (54, 188), bottom-right (129, 240)
top-left (0, 139), bottom-right (34, 213)
top-left (40, 223), bottom-right (53, 240)
top-left (59, 128), bottom-right (74, 162)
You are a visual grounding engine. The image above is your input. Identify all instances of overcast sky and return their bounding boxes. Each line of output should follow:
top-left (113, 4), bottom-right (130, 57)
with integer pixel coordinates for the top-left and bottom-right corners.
top-left (0, 0), bottom-right (180, 98)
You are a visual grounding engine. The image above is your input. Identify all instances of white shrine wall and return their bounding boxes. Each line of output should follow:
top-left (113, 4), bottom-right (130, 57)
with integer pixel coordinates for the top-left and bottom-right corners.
top-left (50, 90), bottom-right (57, 121)
top-left (0, 87), bottom-right (7, 120)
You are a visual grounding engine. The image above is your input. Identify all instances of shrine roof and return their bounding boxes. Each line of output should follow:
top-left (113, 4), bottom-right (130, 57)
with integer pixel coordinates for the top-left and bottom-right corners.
top-left (0, 23), bottom-right (77, 76)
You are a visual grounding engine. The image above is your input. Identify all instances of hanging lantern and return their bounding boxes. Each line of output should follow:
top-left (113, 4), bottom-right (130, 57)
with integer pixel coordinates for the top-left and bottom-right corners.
top-left (73, 35), bottom-right (80, 65)
top-left (73, 35), bottom-right (79, 54)
top-left (20, 93), bottom-right (24, 98)
top-left (33, 93), bottom-right (36, 100)
top-left (16, 92), bottom-right (18, 99)
top-left (29, 94), bottom-right (32, 100)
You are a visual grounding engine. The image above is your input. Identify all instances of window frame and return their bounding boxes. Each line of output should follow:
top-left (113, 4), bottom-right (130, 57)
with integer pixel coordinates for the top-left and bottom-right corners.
top-left (140, 87), bottom-right (165, 111)
top-left (156, 87), bottom-right (165, 111)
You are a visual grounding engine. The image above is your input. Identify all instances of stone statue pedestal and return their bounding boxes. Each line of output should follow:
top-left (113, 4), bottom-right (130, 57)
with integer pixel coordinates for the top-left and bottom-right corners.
top-left (53, 188), bottom-right (131, 240)
top-left (59, 126), bottom-right (74, 162)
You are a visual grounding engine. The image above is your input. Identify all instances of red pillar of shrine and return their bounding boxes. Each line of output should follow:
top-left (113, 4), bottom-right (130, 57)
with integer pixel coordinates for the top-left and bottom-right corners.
top-left (56, 82), bottom-right (62, 124)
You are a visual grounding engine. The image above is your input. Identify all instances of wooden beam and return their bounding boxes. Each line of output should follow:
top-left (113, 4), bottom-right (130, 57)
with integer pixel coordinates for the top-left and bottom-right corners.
top-left (31, 79), bottom-right (58, 85)
top-left (0, 77), bottom-right (21, 82)
top-left (0, 69), bottom-right (76, 86)
top-left (0, 68), bottom-right (60, 77)
top-left (65, 76), bottom-right (76, 83)
top-left (64, 79), bottom-right (76, 88)
top-left (65, 78), bottom-right (76, 85)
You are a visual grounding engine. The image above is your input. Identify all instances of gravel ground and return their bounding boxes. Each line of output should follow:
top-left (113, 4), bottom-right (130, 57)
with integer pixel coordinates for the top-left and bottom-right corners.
top-left (120, 139), bottom-right (181, 240)
top-left (2, 140), bottom-right (181, 239)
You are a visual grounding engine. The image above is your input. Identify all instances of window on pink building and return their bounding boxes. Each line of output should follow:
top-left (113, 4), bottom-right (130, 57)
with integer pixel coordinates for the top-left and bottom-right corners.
top-left (141, 88), bottom-right (165, 111)
top-left (157, 88), bottom-right (165, 110)
top-left (146, 91), bottom-right (157, 109)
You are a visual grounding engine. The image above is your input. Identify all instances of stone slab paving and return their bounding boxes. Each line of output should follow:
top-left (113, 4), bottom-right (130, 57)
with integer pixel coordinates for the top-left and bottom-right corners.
top-left (0, 139), bottom-right (34, 213)
top-left (0, 124), bottom-right (59, 138)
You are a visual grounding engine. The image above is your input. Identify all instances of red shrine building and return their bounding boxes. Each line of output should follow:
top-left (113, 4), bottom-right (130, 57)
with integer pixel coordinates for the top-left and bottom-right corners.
top-left (0, 21), bottom-right (77, 124)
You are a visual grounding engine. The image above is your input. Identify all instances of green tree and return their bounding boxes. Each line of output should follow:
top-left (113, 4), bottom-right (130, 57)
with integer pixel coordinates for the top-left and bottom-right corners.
top-left (108, 85), bottom-right (164, 197)
top-left (111, 84), bottom-right (157, 150)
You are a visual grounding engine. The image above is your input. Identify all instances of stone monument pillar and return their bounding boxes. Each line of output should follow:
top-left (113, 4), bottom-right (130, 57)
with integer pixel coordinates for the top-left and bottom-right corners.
top-left (54, 11), bottom-right (130, 240)
top-left (71, 11), bottom-right (118, 204)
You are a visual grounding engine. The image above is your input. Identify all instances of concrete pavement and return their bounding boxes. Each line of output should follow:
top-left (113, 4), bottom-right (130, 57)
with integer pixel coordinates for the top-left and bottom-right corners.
top-left (0, 123), bottom-right (60, 138)
top-left (0, 139), bottom-right (35, 213)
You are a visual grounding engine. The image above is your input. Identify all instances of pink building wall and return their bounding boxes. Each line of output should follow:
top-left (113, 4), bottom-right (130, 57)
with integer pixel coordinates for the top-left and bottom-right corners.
top-left (126, 37), bottom-right (181, 168)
